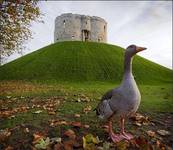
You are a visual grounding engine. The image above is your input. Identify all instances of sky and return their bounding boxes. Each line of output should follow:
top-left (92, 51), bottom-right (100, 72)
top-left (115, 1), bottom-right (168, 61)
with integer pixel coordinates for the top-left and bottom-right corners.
top-left (7, 1), bottom-right (172, 69)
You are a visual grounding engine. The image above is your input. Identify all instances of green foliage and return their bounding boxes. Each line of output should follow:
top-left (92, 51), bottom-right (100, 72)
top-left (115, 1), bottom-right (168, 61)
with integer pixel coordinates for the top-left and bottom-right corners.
top-left (0, 41), bottom-right (172, 84)
top-left (0, 0), bottom-right (41, 58)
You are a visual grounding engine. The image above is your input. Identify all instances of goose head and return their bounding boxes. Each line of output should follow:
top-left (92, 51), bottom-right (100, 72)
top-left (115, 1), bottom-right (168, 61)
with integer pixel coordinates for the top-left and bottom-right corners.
top-left (125, 45), bottom-right (147, 57)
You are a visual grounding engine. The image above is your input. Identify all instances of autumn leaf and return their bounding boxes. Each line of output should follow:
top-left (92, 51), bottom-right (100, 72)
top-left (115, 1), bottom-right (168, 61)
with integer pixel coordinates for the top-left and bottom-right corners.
top-left (84, 125), bottom-right (90, 129)
top-left (64, 129), bottom-right (76, 140)
top-left (74, 113), bottom-right (80, 118)
top-left (32, 132), bottom-right (44, 144)
top-left (5, 146), bottom-right (14, 150)
top-left (48, 111), bottom-right (56, 115)
top-left (82, 134), bottom-right (100, 150)
top-left (71, 122), bottom-right (82, 128)
top-left (33, 110), bottom-right (43, 114)
top-left (0, 129), bottom-right (11, 142)
top-left (35, 137), bottom-right (50, 150)
top-left (146, 130), bottom-right (155, 137)
top-left (115, 141), bottom-right (129, 150)
top-left (157, 130), bottom-right (170, 136)
top-left (64, 140), bottom-right (75, 150)
top-left (49, 120), bottom-right (68, 127)
top-left (98, 142), bottom-right (112, 150)
top-left (83, 105), bottom-right (92, 114)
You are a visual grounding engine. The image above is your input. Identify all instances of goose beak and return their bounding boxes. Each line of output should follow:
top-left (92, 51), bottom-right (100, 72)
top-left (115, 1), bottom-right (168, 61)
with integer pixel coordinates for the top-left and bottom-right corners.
top-left (136, 46), bottom-right (147, 52)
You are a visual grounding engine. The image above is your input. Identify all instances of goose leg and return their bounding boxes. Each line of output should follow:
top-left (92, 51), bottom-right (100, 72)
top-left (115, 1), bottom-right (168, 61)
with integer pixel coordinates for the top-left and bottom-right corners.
top-left (108, 120), bottom-right (124, 143)
top-left (120, 117), bottom-right (133, 140)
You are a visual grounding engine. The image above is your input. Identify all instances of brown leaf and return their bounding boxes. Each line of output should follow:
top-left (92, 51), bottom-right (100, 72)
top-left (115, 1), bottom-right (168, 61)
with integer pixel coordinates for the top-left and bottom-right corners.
top-left (84, 125), bottom-right (90, 129)
top-left (131, 113), bottom-right (150, 126)
top-left (5, 146), bottom-right (14, 150)
top-left (133, 122), bottom-right (142, 127)
top-left (50, 120), bottom-right (68, 127)
top-left (64, 140), bottom-right (75, 150)
top-left (25, 127), bottom-right (29, 133)
top-left (64, 129), bottom-right (76, 140)
top-left (71, 122), bottom-right (82, 128)
top-left (157, 130), bottom-right (170, 136)
top-left (0, 129), bottom-right (11, 142)
top-left (54, 143), bottom-right (63, 150)
top-left (135, 136), bottom-right (146, 146)
top-left (83, 105), bottom-right (92, 114)
top-left (146, 130), bottom-right (155, 137)
top-left (74, 113), bottom-right (80, 118)
top-left (48, 111), bottom-right (56, 115)
top-left (32, 132), bottom-right (44, 144)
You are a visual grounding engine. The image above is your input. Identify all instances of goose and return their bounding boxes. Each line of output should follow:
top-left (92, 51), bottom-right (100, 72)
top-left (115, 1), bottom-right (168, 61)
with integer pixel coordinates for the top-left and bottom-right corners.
top-left (95, 45), bottom-right (146, 142)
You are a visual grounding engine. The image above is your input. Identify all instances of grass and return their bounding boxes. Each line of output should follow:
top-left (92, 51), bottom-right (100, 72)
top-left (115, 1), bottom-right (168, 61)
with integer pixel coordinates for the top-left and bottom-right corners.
top-left (0, 80), bottom-right (172, 113)
top-left (0, 41), bottom-right (172, 84)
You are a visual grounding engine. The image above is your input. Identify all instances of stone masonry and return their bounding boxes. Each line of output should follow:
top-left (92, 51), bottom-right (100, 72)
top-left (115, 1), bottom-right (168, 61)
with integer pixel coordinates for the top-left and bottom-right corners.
top-left (54, 13), bottom-right (107, 43)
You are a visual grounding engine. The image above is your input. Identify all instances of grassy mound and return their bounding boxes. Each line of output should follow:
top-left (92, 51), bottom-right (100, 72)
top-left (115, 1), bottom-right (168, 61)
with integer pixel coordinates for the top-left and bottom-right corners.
top-left (0, 41), bottom-right (172, 84)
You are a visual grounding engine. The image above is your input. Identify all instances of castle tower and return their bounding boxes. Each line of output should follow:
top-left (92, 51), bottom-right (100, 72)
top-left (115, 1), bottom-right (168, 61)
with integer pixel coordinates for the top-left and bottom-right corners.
top-left (54, 13), bottom-right (107, 43)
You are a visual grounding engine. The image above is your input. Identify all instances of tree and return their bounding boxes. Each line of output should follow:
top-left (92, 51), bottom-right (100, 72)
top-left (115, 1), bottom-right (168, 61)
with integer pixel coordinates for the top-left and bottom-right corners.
top-left (0, 0), bottom-right (42, 65)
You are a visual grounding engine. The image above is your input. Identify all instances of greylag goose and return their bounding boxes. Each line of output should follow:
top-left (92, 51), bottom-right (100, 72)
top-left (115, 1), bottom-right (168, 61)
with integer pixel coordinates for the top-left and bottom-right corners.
top-left (95, 45), bottom-right (146, 142)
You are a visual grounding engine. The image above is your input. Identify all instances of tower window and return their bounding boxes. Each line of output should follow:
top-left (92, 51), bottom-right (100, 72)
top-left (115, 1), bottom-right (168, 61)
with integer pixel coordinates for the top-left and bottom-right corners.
top-left (104, 25), bottom-right (106, 32)
top-left (63, 20), bottom-right (65, 28)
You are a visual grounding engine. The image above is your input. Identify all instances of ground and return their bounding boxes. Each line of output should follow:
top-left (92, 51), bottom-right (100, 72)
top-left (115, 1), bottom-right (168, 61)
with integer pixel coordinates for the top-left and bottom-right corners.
top-left (0, 81), bottom-right (172, 150)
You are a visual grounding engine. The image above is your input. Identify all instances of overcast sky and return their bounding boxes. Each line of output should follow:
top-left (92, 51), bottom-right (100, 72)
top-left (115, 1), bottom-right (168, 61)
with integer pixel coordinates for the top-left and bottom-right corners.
top-left (7, 1), bottom-right (172, 69)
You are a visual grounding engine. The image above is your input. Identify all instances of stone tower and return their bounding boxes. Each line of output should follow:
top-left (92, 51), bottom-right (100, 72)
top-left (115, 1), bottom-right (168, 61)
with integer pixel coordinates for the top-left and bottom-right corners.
top-left (54, 13), bottom-right (107, 43)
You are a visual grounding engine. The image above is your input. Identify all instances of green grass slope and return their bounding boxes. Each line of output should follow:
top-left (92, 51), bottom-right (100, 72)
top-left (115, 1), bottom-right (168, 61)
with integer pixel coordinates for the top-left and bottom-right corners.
top-left (0, 41), bottom-right (172, 84)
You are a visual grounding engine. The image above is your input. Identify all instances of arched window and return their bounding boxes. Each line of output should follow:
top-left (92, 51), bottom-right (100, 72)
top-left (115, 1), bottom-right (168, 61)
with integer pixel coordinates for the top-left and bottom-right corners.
top-left (63, 20), bottom-right (65, 28)
top-left (104, 25), bottom-right (106, 32)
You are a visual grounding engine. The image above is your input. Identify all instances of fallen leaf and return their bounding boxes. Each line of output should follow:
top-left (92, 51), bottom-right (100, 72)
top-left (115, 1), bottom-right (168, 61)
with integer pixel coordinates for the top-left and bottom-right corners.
top-left (76, 98), bottom-right (81, 102)
top-left (64, 140), bottom-right (75, 150)
top-left (134, 122), bottom-right (142, 127)
top-left (74, 113), bottom-right (80, 118)
top-left (6, 96), bottom-right (12, 99)
top-left (35, 137), bottom-right (50, 149)
top-left (48, 111), bottom-right (56, 115)
top-left (146, 130), bottom-right (155, 137)
top-left (84, 125), bottom-right (90, 128)
top-left (33, 110), bottom-right (43, 114)
top-left (83, 105), bottom-right (92, 114)
top-left (33, 132), bottom-right (44, 144)
top-left (50, 120), bottom-right (68, 126)
top-left (131, 113), bottom-right (150, 126)
top-left (98, 142), bottom-right (111, 150)
top-left (5, 146), bottom-right (14, 150)
top-left (83, 134), bottom-right (100, 150)
top-left (157, 130), bottom-right (170, 136)
top-left (54, 143), bottom-right (63, 150)
top-left (116, 141), bottom-right (129, 150)
top-left (64, 129), bottom-right (76, 140)
top-left (25, 128), bottom-right (30, 133)
top-left (50, 137), bottom-right (61, 143)
top-left (0, 129), bottom-right (11, 142)
top-left (71, 122), bottom-right (82, 128)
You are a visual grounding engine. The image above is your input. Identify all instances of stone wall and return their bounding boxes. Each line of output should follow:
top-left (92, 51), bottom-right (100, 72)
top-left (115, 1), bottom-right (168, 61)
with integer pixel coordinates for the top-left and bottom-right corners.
top-left (54, 13), bottom-right (107, 43)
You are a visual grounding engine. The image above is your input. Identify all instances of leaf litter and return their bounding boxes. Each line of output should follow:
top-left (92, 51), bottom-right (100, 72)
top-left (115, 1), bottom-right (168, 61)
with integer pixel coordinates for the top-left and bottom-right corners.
top-left (0, 96), bottom-right (172, 150)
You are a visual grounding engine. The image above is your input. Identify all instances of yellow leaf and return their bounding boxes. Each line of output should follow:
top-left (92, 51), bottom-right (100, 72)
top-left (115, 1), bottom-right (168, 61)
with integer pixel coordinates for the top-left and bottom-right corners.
top-left (82, 134), bottom-right (100, 150)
